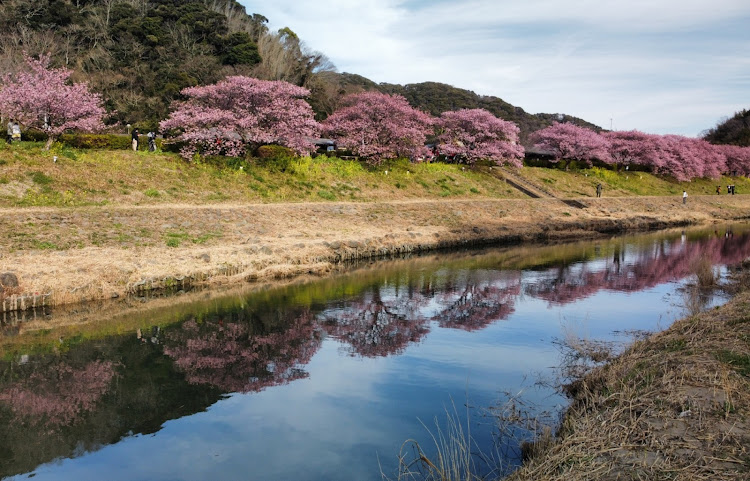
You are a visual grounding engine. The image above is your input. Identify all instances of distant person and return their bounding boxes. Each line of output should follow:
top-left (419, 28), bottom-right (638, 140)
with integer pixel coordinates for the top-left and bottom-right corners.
top-left (682, 190), bottom-right (688, 204)
top-left (731, 185), bottom-right (736, 195)
top-left (11, 121), bottom-right (20, 142)
top-left (131, 128), bottom-right (139, 151)
top-left (147, 131), bottom-right (157, 152)
top-left (6, 119), bottom-right (13, 144)
top-left (596, 183), bottom-right (602, 198)
top-left (728, 185), bottom-right (731, 194)
top-left (716, 185), bottom-right (721, 195)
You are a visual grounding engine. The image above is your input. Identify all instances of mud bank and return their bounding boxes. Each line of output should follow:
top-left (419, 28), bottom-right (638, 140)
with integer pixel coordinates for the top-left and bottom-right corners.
top-left (1, 195), bottom-right (749, 311)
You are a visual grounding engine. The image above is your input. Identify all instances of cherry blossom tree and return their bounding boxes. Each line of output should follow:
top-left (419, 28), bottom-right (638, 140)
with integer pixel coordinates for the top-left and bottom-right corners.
top-left (720, 144), bottom-right (750, 177)
top-left (531, 122), bottom-right (611, 167)
top-left (160, 76), bottom-right (320, 160)
top-left (649, 135), bottom-right (723, 181)
top-left (321, 91), bottom-right (434, 164)
top-left (437, 109), bottom-right (524, 167)
top-left (603, 130), bottom-right (660, 170)
top-left (0, 53), bottom-right (106, 150)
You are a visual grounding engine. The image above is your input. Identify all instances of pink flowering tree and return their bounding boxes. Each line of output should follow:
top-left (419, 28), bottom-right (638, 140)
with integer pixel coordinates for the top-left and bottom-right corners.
top-left (720, 144), bottom-right (750, 176)
top-left (651, 135), bottom-right (723, 181)
top-left (531, 122), bottom-right (611, 168)
top-left (160, 76), bottom-right (320, 160)
top-left (437, 109), bottom-right (525, 167)
top-left (603, 130), bottom-right (661, 170)
top-left (321, 91), bottom-right (434, 165)
top-left (0, 53), bottom-right (105, 150)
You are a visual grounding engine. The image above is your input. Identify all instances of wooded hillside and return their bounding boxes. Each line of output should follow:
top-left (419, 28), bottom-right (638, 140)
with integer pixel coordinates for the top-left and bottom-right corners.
top-left (0, 0), bottom-right (599, 144)
top-left (703, 109), bottom-right (750, 147)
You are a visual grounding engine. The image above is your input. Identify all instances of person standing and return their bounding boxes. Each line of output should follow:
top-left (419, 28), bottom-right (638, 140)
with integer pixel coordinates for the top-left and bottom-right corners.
top-left (11, 121), bottom-right (21, 142)
top-left (716, 185), bottom-right (721, 195)
top-left (131, 128), bottom-right (139, 151)
top-left (6, 119), bottom-right (13, 144)
top-left (596, 183), bottom-right (602, 198)
top-left (682, 190), bottom-right (688, 204)
top-left (147, 131), bottom-right (157, 152)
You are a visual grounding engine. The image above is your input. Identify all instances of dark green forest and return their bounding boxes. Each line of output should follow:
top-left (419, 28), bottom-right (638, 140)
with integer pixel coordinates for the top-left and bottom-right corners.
top-left (703, 109), bottom-right (750, 146)
top-left (1, 0), bottom-right (606, 144)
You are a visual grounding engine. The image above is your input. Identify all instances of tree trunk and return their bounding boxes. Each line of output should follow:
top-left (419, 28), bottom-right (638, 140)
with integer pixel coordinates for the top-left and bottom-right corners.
top-left (44, 135), bottom-right (57, 151)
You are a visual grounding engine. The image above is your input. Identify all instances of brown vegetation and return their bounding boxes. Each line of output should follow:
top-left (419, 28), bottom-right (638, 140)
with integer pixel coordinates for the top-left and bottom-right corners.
top-left (508, 266), bottom-right (750, 481)
top-left (2, 194), bottom-right (750, 311)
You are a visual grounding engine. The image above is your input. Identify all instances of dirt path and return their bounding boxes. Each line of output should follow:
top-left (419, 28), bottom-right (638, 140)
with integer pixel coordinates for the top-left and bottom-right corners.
top-left (1, 195), bottom-right (749, 310)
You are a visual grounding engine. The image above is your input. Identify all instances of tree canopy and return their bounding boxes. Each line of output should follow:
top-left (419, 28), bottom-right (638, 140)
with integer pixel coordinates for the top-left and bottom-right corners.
top-left (0, 53), bottom-right (105, 150)
top-left (159, 75), bottom-right (319, 159)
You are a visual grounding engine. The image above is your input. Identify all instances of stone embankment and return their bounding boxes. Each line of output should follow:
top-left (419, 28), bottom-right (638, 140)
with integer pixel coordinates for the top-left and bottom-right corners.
top-left (1, 195), bottom-right (749, 312)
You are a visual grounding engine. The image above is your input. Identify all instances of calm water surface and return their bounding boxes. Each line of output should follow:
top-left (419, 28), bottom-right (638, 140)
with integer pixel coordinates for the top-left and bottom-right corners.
top-left (1, 225), bottom-right (750, 480)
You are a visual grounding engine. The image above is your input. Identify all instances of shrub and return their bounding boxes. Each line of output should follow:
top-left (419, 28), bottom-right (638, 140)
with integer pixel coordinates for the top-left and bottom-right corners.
top-left (255, 145), bottom-right (297, 171)
top-left (20, 131), bottom-right (164, 150)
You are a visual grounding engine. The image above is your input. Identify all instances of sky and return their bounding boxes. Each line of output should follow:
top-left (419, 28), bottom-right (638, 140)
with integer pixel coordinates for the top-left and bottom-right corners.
top-left (238, 0), bottom-right (749, 137)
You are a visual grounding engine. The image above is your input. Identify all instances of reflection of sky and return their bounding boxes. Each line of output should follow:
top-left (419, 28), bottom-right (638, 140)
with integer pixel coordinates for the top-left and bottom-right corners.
top-left (8, 230), bottom-right (749, 481)
top-left (11, 286), bottom-right (687, 481)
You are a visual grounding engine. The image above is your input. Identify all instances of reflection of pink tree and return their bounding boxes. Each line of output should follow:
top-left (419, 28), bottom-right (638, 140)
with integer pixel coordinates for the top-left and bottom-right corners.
top-left (431, 281), bottom-right (520, 332)
top-left (163, 312), bottom-right (321, 393)
top-left (321, 272), bottom-right (522, 355)
top-left (527, 234), bottom-right (750, 305)
top-left (0, 360), bottom-right (117, 426)
top-left (320, 289), bottom-right (431, 357)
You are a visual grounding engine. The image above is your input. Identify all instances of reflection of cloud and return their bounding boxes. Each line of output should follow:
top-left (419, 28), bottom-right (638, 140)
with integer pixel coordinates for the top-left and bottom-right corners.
top-left (241, 0), bottom-right (750, 135)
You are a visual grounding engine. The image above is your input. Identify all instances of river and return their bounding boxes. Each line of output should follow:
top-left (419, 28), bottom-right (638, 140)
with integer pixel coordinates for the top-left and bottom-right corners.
top-left (1, 225), bottom-right (749, 480)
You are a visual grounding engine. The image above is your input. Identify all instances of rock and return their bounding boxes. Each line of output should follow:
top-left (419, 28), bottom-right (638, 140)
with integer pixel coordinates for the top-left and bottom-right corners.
top-left (197, 253), bottom-right (211, 263)
top-left (0, 272), bottom-right (19, 290)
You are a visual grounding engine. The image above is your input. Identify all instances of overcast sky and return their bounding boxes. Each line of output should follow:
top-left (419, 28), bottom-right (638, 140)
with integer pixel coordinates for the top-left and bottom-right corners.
top-left (238, 0), bottom-right (749, 137)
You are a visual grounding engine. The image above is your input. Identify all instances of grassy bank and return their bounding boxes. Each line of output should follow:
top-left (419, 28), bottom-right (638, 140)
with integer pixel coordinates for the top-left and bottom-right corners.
top-left (508, 266), bottom-right (750, 480)
top-left (2, 142), bottom-right (750, 311)
top-left (3, 142), bottom-right (750, 208)
top-left (0, 141), bottom-right (522, 207)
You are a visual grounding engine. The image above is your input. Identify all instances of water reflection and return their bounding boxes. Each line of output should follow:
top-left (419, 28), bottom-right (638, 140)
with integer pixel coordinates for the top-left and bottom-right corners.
top-left (163, 310), bottom-right (321, 393)
top-left (1, 226), bottom-right (749, 480)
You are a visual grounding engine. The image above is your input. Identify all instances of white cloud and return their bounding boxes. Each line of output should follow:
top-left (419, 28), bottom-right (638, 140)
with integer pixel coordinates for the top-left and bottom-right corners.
top-left (239, 0), bottom-right (750, 136)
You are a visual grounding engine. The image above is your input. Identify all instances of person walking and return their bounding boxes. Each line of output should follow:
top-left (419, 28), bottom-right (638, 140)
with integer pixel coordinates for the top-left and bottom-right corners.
top-left (682, 190), bottom-right (688, 204)
top-left (131, 128), bottom-right (139, 151)
top-left (596, 183), bottom-right (602, 198)
top-left (716, 185), bottom-right (721, 195)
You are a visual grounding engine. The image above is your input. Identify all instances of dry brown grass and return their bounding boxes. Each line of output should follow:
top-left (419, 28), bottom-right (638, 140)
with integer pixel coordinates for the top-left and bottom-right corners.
top-left (2, 195), bottom-right (750, 311)
top-left (508, 275), bottom-right (750, 481)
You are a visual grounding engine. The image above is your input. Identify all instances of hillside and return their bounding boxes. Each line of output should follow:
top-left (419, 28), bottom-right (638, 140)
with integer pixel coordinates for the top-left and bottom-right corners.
top-left (0, 0), bottom-right (601, 140)
top-left (377, 80), bottom-right (603, 144)
top-left (704, 109), bottom-right (750, 146)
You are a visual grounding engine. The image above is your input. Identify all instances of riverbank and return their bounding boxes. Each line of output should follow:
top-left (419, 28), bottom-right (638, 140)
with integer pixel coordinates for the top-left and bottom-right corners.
top-left (2, 195), bottom-right (750, 311)
top-left (508, 264), bottom-right (750, 480)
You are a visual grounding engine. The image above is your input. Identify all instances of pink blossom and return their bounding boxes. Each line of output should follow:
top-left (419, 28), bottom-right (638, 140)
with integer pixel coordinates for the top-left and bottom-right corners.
top-left (160, 76), bottom-right (320, 160)
top-left (0, 53), bottom-right (105, 150)
top-left (321, 91), bottom-right (435, 164)
top-left (532, 122), bottom-right (611, 166)
top-left (437, 109), bottom-right (524, 167)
